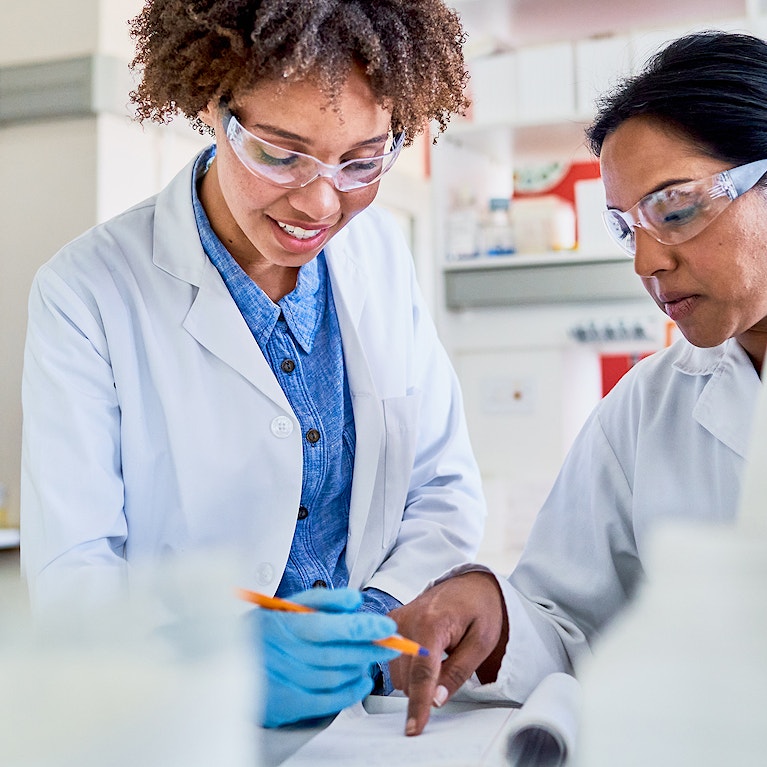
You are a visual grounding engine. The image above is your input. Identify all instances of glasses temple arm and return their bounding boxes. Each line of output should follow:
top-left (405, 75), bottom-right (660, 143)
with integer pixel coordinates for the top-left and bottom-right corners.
top-left (727, 158), bottom-right (767, 196)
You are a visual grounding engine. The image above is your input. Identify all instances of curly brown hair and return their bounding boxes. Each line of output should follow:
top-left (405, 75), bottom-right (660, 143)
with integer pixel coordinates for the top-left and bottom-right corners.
top-left (128, 0), bottom-right (470, 144)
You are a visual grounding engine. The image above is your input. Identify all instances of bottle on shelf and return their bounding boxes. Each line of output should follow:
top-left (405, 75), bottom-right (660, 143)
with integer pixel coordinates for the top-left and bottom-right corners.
top-left (511, 195), bottom-right (577, 254)
top-left (480, 197), bottom-right (516, 257)
top-left (445, 188), bottom-right (480, 261)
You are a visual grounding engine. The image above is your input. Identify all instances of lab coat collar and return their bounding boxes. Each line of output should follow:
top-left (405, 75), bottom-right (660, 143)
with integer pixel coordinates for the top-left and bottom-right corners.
top-left (152, 150), bottom-right (292, 412)
top-left (153, 151), bottom-right (210, 286)
top-left (675, 339), bottom-right (760, 458)
top-left (323, 225), bottom-right (364, 323)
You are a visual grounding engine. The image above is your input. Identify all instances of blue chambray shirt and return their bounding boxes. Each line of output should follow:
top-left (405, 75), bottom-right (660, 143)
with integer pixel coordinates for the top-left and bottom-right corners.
top-left (191, 147), bottom-right (399, 625)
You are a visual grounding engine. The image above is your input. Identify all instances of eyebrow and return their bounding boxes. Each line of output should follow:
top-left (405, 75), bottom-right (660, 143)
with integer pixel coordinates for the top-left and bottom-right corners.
top-left (647, 177), bottom-right (700, 195)
top-left (606, 176), bottom-right (703, 211)
top-left (250, 122), bottom-right (391, 151)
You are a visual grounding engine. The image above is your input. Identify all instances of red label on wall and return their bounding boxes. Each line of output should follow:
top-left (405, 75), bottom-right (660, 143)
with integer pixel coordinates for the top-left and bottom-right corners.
top-left (600, 353), bottom-right (654, 397)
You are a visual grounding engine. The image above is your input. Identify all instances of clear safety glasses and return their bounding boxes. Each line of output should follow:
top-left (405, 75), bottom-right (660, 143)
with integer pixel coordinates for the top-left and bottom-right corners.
top-left (602, 158), bottom-right (767, 256)
top-left (221, 106), bottom-right (405, 192)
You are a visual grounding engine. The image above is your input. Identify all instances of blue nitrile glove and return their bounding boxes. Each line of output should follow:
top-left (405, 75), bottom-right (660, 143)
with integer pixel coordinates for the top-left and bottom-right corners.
top-left (248, 587), bottom-right (400, 728)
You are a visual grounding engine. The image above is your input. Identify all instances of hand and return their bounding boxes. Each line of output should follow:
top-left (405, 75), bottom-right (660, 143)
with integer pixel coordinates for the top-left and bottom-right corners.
top-left (248, 587), bottom-right (400, 728)
top-left (388, 571), bottom-right (508, 736)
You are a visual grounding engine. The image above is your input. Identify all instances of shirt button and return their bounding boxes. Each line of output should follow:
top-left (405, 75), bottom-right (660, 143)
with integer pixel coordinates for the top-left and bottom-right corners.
top-left (281, 358), bottom-right (295, 374)
top-left (297, 505), bottom-right (309, 520)
top-left (270, 416), bottom-right (294, 438)
top-left (256, 563), bottom-right (275, 585)
top-left (312, 580), bottom-right (328, 589)
top-left (305, 428), bottom-right (321, 444)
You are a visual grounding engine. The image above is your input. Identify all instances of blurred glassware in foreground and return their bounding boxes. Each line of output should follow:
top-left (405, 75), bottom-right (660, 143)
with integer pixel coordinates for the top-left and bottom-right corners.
top-left (0, 553), bottom-right (260, 767)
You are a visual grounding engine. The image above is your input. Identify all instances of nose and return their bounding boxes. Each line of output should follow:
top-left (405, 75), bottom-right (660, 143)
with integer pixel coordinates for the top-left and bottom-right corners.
top-left (632, 228), bottom-right (676, 278)
top-left (287, 177), bottom-right (342, 221)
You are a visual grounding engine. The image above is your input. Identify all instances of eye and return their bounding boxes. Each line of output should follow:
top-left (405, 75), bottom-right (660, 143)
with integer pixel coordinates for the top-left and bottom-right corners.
top-left (605, 210), bottom-right (632, 241)
top-left (646, 187), bottom-right (704, 228)
top-left (343, 158), bottom-right (382, 173)
top-left (661, 205), bottom-right (697, 224)
top-left (250, 145), bottom-right (299, 168)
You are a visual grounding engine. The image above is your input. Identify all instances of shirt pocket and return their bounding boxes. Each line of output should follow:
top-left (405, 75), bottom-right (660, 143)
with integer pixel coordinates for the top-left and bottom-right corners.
top-left (381, 389), bottom-right (422, 548)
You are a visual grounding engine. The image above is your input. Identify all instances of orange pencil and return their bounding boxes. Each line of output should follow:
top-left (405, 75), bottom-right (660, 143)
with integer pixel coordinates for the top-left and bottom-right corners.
top-left (237, 588), bottom-right (429, 657)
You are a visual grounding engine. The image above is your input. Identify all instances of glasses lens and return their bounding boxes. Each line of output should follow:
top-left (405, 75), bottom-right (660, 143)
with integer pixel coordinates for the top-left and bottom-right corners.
top-left (639, 183), bottom-right (721, 245)
top-left (226, 117), bottom-right (309, 187)
top-left (226, 110), bottom-right (403, 192)
top-left (602, 209), bottom-right (636, 255)
top-left (335, 134), bottom-right (404, 191)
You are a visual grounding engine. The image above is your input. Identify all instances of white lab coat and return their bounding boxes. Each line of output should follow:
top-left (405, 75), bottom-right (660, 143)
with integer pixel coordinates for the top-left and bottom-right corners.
top-left (446, 337), bottom-right (760, 704)
top-left (20, 152), bottom-right (485, 613)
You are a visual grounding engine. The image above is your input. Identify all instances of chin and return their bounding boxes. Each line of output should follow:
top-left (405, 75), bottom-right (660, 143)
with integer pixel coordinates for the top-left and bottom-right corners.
top-left (679, 330), bottom-right (728, 349)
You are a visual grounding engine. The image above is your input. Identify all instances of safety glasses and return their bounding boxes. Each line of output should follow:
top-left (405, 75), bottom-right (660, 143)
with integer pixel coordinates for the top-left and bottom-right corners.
top-left (602, 158), bottom-right (767, 256)
top-left (221, 106), bottom-right (404, 192)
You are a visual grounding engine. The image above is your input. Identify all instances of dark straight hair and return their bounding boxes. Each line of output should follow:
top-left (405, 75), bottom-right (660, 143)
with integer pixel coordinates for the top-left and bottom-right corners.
top-left (587, 30), bottom-right (767, 167)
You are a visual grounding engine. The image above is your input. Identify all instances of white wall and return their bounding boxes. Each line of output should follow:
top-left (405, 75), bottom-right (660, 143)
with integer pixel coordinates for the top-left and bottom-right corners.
top-left (0, 118), bottom-right (99, 525)
top-left (0, 0), bottom-right (206, 526)
top-left (443, 300), bottom-right (662, 574)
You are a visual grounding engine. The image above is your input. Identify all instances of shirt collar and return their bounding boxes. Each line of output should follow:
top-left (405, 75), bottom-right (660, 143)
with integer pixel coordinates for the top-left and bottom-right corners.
top-left (191, 146), bottom-right (326, 353)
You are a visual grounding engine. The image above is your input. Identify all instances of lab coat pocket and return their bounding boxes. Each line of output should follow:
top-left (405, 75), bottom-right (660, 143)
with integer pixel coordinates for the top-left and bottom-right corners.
top-left (381, 390), bottom-right (421, 548)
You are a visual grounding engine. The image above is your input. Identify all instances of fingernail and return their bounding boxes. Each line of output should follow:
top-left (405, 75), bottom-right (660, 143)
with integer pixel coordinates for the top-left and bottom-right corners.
top-left (406, 718), bottom-right (418, 736)
top-left (432, 685), bottom-right (448, 707)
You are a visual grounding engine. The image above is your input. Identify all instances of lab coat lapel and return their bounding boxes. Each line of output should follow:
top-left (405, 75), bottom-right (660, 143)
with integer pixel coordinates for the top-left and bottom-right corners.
top-left (689, 340), bottom-right (760, 458)
top-left (183, 262), bottom-right (292, 411)
top-left (326, 237), bottom-right (386, 573)
top-left (152, 152), bottom-right (292, 412)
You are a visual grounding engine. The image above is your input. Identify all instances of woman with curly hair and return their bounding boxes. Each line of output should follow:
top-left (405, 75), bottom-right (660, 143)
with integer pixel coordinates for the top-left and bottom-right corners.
top-left (20, 0), bottom-right (484, 726)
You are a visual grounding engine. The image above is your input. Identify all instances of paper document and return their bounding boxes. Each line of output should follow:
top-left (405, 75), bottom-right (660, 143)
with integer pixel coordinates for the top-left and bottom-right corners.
top-left (279, 672), bottom-right (580, 767)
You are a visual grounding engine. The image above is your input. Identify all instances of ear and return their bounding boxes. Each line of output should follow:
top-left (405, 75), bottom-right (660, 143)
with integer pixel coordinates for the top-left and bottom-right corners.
top-left (198, 101), bottom-right (219, 130)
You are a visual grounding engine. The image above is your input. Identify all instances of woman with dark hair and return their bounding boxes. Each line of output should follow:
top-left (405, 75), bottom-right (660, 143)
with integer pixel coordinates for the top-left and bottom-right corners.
top-left (389, 30), bottom-right (767, 736)
top-left (20, 0), bottom-right (485, 727)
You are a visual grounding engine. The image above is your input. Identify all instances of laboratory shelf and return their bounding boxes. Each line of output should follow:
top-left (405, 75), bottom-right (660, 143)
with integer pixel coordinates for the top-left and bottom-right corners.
top-left (0, 528), bottom-right (20, 549)
top-left (443, 252), bottom-right (646, 309)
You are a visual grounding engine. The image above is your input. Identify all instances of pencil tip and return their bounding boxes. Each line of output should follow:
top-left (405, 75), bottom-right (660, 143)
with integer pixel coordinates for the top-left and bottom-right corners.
top-left (418, 647), bottom-right (430, 657)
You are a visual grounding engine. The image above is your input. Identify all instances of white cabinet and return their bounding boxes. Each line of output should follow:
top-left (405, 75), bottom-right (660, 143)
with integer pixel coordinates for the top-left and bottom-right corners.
top-left (573, 35), bottom-right (633, 117)
top-left (515, 42), bottom-right (576, 124)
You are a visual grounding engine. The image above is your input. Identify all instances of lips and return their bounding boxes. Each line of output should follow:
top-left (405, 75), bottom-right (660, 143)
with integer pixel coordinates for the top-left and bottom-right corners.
top-left (657, 291), bottom-right (700, 322)
top-left (270, 216), bottom-right (333, 255)
top-left (277, 221), bottom-right (322, 240)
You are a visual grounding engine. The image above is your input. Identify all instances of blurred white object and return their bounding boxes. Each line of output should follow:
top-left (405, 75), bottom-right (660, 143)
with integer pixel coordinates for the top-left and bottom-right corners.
top-left (574, 178), bottom-right (617, 256)
top-left (575, 523), bottom-right (767, 766)
top-left (576, 361), bottom-right (767, 765)
top-left (738, 358), bottom-right (767, 534)
top-left (0, 554), bottom-right (259, 767)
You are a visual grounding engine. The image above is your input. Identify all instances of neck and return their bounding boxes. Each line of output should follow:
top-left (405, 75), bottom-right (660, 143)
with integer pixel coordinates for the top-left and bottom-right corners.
top-left (198, 158), bottom-right (299, 302)
top-left (737, 332), bottom-right (766, 378)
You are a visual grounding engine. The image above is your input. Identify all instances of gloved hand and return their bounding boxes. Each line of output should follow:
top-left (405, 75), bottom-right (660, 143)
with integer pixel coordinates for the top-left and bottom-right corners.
top-left (247, 587), bottom-right (400, 728)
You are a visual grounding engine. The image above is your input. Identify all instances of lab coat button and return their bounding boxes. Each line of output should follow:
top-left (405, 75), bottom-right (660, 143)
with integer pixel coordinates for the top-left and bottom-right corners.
top-left (297, 505), bottom-right (309, 520)
top-left (256, 563), bottom-right (275, 585)
top-left (270, 416), bottom-right (294, 438)
top-left (306, 428), bottom-right (321, 444)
